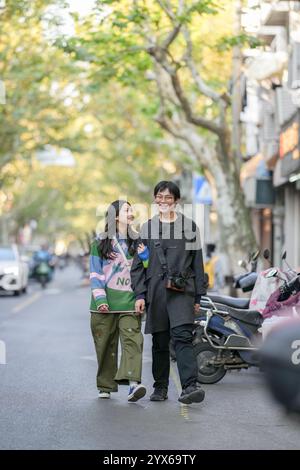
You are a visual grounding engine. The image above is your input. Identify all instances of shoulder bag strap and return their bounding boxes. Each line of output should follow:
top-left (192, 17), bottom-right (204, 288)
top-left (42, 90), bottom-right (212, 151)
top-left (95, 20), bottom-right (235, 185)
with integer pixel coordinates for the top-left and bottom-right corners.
top-left (154, 241), bottom-right (168, 274)
top-left (113, 237), bottom-right (131, 271)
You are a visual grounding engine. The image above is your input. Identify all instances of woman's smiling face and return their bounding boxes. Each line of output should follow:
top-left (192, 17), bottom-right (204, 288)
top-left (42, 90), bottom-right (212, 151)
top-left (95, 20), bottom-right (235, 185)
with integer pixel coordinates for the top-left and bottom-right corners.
top-left (117, 202), bottom-right (134, 227)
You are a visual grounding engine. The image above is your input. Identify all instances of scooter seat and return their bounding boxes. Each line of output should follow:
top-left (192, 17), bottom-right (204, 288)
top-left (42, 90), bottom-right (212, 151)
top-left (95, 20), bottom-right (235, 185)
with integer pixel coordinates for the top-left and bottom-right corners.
top-left (206, 294), bottom-right (250, 310)
top-left (223, 306), bottom-right (262, 326)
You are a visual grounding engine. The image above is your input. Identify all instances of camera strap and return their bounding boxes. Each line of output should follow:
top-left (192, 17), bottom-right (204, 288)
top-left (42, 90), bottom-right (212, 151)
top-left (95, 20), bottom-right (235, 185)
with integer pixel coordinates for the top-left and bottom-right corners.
top-left (154, 241), bottom-right (168, 275)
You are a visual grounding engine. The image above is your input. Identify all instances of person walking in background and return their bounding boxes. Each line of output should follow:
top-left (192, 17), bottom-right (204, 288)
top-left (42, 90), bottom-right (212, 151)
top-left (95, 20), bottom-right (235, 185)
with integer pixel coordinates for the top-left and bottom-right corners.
top-left (89, 200), bottom-right (146, 402)
top-left (204, 243), bottom-right (225, 293)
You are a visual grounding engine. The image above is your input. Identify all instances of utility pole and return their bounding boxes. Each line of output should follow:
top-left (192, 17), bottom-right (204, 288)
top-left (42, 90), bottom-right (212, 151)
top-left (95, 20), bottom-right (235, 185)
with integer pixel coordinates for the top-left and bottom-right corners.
top-left (231, 0), bottom-right (243, 164)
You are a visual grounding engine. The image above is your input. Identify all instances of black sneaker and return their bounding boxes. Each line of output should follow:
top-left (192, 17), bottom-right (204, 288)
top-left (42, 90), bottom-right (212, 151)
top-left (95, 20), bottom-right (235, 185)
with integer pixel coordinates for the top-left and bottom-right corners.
top-left (178, 383), bottom-right (205, 404)
top-left (150, 388), bottom-right (168, 401)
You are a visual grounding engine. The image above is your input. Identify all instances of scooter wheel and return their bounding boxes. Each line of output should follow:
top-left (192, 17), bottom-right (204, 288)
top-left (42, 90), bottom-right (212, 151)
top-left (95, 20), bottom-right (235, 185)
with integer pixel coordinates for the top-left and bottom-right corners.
top-left (194, 342), bottom-right (227, 384)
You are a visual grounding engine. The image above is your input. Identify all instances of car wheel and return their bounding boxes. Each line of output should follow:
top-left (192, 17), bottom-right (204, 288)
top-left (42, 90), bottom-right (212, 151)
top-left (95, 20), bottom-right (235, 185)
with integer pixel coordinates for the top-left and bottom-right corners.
top-left (13, 290), bottom-right (21, 296)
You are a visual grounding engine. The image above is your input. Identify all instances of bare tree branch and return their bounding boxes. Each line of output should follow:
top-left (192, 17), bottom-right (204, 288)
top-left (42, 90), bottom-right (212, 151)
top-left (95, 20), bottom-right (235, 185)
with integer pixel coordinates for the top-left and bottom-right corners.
top-left (177, 0), bottom-right (185, 16)
top-left (156, 112), bottom-right (181, 139)
top-left (156, 0), bottom-right (176, 21)
top-left (170, 71), bottom-right (222, 134)
top-left (149, 2), bottom-right (228, 137)
top-left (161, 23), bottom-right (182, 50)
top-left (148, 45), bottom-right (222, 135)
top-left (182, 27), bottom-right (231, 106)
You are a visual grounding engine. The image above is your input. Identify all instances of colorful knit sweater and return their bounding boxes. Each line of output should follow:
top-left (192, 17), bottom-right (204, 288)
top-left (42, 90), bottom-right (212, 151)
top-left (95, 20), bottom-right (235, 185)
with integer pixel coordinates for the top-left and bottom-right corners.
top-left (89, 237), bottom-right (136, 313)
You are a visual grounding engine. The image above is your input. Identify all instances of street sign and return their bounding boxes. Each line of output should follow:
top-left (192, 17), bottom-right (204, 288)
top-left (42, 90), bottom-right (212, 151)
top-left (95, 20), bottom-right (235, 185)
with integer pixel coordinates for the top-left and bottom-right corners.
top-left (193, 174), bottom-right (212, 205)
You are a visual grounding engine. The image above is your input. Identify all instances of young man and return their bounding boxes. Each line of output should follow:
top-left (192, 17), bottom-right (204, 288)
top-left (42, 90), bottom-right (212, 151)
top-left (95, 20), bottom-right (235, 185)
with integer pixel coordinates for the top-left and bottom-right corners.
top-left (131, 181), bottom-right (207, 404)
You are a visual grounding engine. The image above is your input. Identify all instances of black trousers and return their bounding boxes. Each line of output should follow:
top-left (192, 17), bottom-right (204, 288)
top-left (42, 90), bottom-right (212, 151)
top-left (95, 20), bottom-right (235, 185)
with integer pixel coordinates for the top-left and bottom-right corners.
top-left (152, 324), bottom-right (198, 390)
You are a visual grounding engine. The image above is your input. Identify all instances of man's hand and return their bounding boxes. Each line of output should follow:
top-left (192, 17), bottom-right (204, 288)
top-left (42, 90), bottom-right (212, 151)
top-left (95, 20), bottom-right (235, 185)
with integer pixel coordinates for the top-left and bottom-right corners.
top-left (135, 299), bottom-right (145, 314)
top-left (98, 304), bottom-right (109, 312)
top-left (194, 303), bottom-right (200, 314)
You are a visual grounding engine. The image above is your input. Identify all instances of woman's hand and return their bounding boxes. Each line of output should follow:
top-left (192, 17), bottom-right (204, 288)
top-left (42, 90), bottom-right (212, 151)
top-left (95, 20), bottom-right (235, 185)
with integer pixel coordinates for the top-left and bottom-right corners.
top-left (98, 304), bottom-right (109, 312)
top-left (137, 243), bottom-right (145, 254)
top-left (194, 303), bottom-right (200, 314)
top-left (135, 299), bottom-right (145, 314)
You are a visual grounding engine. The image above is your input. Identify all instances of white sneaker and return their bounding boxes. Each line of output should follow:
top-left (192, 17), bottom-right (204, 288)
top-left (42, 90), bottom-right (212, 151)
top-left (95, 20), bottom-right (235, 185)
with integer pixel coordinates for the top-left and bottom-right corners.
top-left (98, 391), bottom-right (111, 399)
top-left (128, 384), bottom-right (146, 402)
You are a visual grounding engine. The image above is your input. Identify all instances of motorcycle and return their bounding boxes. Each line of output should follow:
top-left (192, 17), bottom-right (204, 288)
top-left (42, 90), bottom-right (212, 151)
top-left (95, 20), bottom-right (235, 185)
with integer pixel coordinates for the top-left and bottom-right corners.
top-left (35, 261), bottom-right (51, 288)
top-left (193, 296), bottom-right (262, 384)
top-left (194, 254), bottom-right (300, 384)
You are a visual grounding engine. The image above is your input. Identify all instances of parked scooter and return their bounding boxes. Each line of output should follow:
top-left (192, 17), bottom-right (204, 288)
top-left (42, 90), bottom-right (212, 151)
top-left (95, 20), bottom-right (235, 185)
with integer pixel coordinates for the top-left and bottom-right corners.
top-left (170, 250), bottom-right (261, 363)
top-left (193, 296), bottom-right (262, 383)
top-left (196, 250), bottom-right (261, 316)
top-left (206, 249), bottom-right (286, 313)
top-left (194, 253), bottom-right (300, 384)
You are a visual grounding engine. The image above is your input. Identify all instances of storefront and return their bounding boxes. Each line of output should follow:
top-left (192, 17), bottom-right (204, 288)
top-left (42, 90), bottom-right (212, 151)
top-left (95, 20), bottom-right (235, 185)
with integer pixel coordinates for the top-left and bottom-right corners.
top-left (279, 111), bottom-right (300, 269)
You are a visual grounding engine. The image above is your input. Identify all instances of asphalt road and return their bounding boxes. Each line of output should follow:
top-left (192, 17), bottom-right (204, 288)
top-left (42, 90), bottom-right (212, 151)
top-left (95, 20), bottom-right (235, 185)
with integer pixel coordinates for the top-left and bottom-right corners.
top-left (0, 264), bottom-right (299, 450)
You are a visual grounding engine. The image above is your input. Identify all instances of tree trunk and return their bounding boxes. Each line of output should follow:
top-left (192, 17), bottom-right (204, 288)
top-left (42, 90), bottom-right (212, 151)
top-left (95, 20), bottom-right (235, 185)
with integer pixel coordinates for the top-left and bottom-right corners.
top-left (152, 61), bottom-right (257, 276)
top-left (160, 117), bottom-right (257, 273)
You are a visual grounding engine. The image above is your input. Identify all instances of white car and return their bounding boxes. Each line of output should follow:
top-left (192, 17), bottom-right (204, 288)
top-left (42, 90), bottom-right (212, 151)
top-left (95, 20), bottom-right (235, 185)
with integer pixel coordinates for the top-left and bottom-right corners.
top-left (0, 245), bottom-right (29, 295)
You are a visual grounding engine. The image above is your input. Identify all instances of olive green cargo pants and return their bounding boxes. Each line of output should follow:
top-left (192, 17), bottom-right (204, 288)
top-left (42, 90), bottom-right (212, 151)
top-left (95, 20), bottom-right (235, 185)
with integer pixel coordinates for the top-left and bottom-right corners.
top-left (90, 312), bottom-right (143, 392)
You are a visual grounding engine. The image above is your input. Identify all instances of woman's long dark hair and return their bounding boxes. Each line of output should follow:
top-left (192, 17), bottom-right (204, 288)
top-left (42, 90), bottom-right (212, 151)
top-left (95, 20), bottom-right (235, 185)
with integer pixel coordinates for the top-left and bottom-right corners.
top-left (98, 200), bottom-right (138, 260)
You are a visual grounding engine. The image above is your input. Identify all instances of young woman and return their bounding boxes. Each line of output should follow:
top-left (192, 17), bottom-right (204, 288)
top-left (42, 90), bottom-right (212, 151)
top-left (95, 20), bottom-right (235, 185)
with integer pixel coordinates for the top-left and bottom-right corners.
top-left (89, 200), bottom-right (146, 402)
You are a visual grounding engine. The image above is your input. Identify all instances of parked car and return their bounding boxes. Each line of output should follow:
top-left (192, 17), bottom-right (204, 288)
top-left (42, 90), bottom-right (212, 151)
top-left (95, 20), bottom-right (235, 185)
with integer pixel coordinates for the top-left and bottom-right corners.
top-left (0, 245), bottom-right (29, 296)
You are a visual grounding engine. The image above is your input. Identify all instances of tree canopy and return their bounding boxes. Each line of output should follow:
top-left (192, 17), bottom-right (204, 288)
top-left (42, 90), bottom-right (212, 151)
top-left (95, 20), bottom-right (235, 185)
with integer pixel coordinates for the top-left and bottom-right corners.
top-left (1, 0), bottom-right (257, 261)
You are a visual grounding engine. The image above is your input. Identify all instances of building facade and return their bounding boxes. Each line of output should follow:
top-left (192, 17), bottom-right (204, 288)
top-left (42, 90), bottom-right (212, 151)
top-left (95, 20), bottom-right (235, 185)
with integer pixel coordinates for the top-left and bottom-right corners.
top-left (241, 0), bottom-right (300, 269)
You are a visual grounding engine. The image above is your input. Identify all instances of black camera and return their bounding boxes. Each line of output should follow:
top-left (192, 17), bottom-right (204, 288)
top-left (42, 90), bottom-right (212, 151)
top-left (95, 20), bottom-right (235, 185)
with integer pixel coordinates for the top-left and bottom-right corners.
top-left (166, 275), bottom-right (186, 292)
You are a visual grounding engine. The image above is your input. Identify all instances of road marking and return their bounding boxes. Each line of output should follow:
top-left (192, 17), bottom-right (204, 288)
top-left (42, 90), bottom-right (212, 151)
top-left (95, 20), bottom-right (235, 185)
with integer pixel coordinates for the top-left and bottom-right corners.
top-left (44, 288), bottom-right (61, 295)
top-left (12, 292), bottom-right (42, 313)
top-left (170, 363), bottom-right (190, 420)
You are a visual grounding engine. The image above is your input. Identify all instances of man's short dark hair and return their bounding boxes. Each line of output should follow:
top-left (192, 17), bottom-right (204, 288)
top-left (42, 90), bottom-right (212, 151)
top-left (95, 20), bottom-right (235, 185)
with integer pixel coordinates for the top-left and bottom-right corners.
top-left (154, 181), bottom-right (181, 200)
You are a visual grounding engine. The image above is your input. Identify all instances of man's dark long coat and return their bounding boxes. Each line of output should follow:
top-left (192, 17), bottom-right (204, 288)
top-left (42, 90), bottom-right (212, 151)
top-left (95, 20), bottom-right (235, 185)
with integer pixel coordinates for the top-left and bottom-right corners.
top-left (131, 213), bottom-right (207, 334)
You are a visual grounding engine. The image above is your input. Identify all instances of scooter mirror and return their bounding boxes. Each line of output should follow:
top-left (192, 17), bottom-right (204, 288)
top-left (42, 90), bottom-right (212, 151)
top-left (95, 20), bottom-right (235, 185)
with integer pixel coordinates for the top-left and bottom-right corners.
top-left (263, 249), bottom-right (270, 260)
top-left (238, 260), bottom-right (247, 269)
top-left (282, 251), bottom-right (287, 260)
top-left (265, 268), bottom-right (278, 278)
